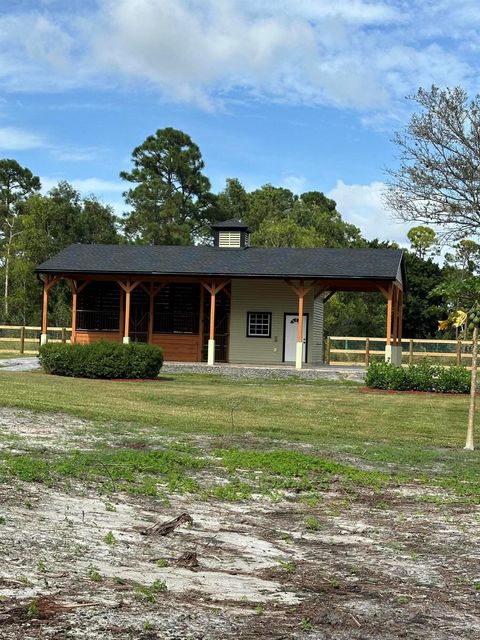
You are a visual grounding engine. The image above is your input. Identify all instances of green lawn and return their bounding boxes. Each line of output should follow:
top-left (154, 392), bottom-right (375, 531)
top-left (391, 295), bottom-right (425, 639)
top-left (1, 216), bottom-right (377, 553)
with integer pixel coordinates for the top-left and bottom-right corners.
top-left (0, 371), bottom-right (478, 502)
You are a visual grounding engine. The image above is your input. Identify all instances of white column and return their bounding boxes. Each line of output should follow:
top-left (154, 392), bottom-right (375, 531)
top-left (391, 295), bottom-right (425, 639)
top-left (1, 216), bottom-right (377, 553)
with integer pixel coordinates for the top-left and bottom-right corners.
top-left (385, 345), bottom-right (402, 366)
top-left (123, 336), bottom-right (131, 344)
top-left (295, 341), bottom-right (303, 369)
top-left (40, 333), bottom-right (48, 346)
top-left (207, 339), bottom-right (215, 365)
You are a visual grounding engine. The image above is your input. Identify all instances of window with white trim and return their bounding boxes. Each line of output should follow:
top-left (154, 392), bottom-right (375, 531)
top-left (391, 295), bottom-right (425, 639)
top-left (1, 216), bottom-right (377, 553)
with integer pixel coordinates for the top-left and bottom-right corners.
top-left (247, 312), bottom-right (272, 338)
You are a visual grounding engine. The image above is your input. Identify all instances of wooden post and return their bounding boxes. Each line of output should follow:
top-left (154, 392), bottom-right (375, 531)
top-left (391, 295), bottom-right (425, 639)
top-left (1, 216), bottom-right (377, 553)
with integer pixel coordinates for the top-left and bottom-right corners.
top-left (117, 280), bottom-right (141, 343)
top-left (61, 327), bottom-right (66, 344)
top-left (297, 293), bottom-right (304, 342)
top-left (71, 285), bottom-right (77, 344)
top-left (209, 285), bottom-right (216, 342)
top-left (124, 281), bottom-right (131, 342)
top-left (19, 326), bottom-right (25, 354)
top-left (365, 337), bottom-right (370, 366)
top-left (456, 339), bottom-right (462, 366)
top-left (42, 280), bottom-right (49, 340)
top-left (201, 280), bottom-right (229, 365)
top-left (325, 336), bottom-right (331, 365)
top-left (409, 339), bottom-right (414, 366)
top-left (198, 283), bottom-right (205, 361)
top-left (40, 275), bottom-right (60, 345)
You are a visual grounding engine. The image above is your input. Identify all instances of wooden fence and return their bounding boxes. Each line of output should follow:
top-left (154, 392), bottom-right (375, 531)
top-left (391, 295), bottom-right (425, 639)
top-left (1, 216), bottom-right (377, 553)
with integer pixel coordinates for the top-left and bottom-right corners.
top-left (325, 336), bottom-right (475, 368)
top-left (0, 325), bottom-right (71, 355)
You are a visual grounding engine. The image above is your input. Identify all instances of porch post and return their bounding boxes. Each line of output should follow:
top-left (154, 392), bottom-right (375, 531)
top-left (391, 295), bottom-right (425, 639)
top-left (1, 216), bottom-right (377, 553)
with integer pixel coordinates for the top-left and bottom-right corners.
top-left (124, 281), bottom-right (131, 344)
top-left (41, 275), bottom-right (60, 345)
top-left (296, 287), bottom-right (304, 369)
top-left (208, 284), bottom-right (216, 365)
top-left (385, 285), bottom-right (402, 366)
top-left (70, 280), bottom-right (77, 344)
top-left (41, 278), bottom-right (49, 345)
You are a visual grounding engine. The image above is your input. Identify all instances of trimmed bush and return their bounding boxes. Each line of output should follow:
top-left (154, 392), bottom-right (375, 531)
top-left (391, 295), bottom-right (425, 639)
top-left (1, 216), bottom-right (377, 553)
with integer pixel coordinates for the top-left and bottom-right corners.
top-left (39, 341), bottom-right (163, 379)
top-left (366, 360), bottom-right (471, 394)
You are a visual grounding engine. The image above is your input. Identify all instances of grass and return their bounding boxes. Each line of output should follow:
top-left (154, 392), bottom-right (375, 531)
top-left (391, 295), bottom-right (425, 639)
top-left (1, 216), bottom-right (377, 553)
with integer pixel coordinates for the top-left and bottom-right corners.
top-left (0, 370), bottom-right (474, 448)
top-left (0, 370), bottom-right (478, 502)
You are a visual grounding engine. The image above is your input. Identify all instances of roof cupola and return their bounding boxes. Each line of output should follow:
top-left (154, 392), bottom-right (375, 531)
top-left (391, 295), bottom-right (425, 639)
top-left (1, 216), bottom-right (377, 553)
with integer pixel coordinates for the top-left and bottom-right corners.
top-left (211, 219), bottom-right (250, 248)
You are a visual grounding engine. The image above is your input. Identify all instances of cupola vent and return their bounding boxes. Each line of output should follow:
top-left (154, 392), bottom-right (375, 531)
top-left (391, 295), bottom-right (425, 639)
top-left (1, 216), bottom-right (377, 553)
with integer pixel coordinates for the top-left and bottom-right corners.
top-left (212, 219), bottom-right (250, 248)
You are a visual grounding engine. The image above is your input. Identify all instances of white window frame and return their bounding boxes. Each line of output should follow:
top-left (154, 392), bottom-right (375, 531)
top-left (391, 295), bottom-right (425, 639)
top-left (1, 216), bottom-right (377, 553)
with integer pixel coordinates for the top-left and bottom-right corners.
top-left (247, 312), bottom-right (272, 338)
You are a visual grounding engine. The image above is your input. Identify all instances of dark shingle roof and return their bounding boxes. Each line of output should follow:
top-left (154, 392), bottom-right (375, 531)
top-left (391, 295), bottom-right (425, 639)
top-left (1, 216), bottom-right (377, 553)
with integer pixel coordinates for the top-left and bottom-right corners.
top-left (36, 244), bottom-right (404, 281)
top-left (211, 219), bottom-right (249, 229)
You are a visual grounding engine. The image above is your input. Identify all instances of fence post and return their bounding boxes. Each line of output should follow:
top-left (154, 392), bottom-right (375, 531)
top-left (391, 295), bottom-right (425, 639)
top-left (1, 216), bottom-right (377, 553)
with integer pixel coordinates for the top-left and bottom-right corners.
top-left (365, 337), bottom-right (370, 367)
top-left (61, 327), bottom-right (67, 344)
top-left (456, 339), bottom-right (462, 366)
top-left (20, 326), bottom-right (25, 354)
top-left (409, 339), bottom-right (414, 366)
top-left (325, 336), bottom-right (331, 365)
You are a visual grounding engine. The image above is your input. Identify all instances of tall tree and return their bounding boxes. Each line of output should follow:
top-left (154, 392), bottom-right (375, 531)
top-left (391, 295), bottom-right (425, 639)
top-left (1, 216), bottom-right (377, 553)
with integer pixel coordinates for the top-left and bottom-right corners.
top-left (120, 128), bottom-right (214, 245)
top-left (217, 178), bottom-right (250, 222)
top-left (0, 159), bottom-right (40, 320)
top-left (13, 182), bottom-right (118, 325)
top-left (386, 85), bottom-right (480, 448)
top-left (385, 86), bottom-right (480, 241)
top-left (407, 226), bottom-right (438, 259)
top-left (247, 186), bottom-right (363, 248)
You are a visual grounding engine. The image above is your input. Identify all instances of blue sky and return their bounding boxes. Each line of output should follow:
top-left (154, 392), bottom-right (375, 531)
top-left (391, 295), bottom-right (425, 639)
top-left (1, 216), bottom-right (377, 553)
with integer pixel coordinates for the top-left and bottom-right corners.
top-left (1, 0), bottom-right (480, 245)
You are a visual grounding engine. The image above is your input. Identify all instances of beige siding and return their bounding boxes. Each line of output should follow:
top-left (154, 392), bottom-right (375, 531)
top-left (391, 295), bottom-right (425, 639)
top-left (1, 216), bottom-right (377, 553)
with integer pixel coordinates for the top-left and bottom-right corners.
top-left (229, 279), bottom-right (314, 365)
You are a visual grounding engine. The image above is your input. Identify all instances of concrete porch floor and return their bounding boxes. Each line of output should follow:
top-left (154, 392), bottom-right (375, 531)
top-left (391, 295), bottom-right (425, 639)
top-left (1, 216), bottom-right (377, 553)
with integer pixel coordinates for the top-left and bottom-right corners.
top-left (162, 361), bottom-right (365, 382)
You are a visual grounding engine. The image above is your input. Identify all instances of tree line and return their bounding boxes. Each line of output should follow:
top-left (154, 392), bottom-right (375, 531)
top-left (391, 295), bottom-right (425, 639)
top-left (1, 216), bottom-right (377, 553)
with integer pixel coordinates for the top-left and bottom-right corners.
top-left (0, 124), bottom-right (475, 337)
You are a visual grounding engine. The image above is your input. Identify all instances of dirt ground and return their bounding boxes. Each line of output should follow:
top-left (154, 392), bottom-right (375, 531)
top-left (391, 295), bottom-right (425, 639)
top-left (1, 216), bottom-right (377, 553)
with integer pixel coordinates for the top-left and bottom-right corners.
top-left (0, 408), bottom-right (479, 639)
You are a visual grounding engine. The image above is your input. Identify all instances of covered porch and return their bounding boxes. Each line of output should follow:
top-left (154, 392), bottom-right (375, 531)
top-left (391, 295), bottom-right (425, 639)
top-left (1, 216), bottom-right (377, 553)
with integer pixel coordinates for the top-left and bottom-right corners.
top-left (39, 273), bottom-right (404, 369)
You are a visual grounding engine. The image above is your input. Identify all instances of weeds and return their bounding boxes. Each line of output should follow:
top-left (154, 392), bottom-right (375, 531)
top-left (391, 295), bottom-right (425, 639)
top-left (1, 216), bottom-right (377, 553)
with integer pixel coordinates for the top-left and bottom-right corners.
top-left (133, 579), bottom-right (168, 602)
top-left (304, 516), bottom-right (321, 531)
top-left (104, 531), bottom-right (117, 545)
top-left (87, 566), bottom-right (102, 582)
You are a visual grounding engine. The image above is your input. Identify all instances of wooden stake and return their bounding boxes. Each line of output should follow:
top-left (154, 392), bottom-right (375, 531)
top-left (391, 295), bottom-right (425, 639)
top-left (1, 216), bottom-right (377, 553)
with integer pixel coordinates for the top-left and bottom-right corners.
top-left (365, 337), bottom-right (370, 366)
top-left (465, 325), bottom-right (478, 450)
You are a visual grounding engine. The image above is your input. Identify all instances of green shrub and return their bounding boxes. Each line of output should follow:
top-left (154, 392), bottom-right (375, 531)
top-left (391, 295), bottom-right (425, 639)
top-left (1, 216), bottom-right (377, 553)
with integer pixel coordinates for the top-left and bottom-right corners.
top-left (366, 360), bottom-right (471, 394)
top-left (39, 341), bottom-right (163, 379)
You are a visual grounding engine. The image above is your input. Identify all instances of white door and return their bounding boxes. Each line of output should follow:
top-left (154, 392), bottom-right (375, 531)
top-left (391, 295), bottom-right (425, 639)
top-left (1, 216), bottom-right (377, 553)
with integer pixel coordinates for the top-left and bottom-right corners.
top-left (284, 314), bottom-right (308, 362)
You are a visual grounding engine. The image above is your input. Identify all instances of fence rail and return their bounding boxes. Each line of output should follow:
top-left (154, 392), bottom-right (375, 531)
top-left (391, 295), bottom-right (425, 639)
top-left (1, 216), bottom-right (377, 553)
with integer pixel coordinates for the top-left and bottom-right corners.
top-left (325, 336), bottom-right (474, 368)
top-left (0, 325), bottom-right (71, 355)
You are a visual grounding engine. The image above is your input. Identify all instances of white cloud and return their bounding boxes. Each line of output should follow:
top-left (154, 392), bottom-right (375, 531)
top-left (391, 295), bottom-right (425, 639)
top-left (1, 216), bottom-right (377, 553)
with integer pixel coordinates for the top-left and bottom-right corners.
top-left (281, 174), bottom-right (308, 193)
top-left (40, 176), bottom-right (124, 194)
top-left (0, 0), bottom-right (479, 116)
top-left (327, 179), bottom-right (411, 245)
top-left (0, 126), bottom-right (47, 150)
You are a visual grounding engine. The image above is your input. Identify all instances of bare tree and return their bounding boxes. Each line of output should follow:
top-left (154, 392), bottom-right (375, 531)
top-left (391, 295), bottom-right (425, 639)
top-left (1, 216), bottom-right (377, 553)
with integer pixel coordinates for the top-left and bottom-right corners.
top-left (385, 86), bottom-right (480, 242)
top-left (387, 86), bottom-right (480, 450)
